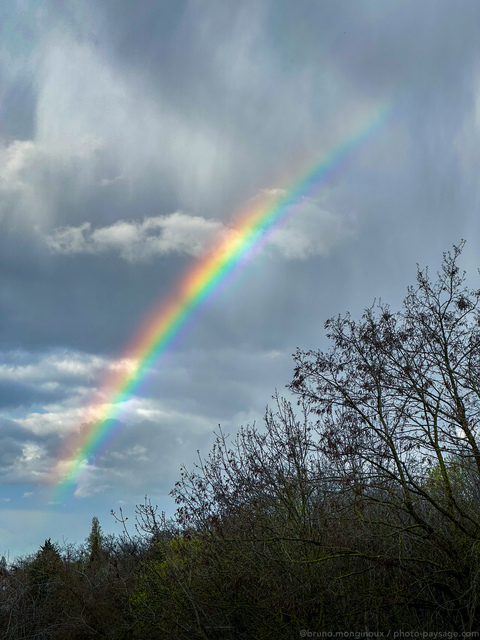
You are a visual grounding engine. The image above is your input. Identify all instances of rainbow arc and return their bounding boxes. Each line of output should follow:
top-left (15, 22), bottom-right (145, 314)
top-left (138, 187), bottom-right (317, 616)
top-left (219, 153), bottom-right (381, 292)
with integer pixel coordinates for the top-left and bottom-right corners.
top-left (53, 102), bottom-right (391, 497)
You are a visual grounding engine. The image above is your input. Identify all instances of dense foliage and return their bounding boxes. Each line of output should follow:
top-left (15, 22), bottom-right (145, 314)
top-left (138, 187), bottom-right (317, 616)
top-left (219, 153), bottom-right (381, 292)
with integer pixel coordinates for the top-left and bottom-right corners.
top-left (2, 243), bottom-right (479, 638)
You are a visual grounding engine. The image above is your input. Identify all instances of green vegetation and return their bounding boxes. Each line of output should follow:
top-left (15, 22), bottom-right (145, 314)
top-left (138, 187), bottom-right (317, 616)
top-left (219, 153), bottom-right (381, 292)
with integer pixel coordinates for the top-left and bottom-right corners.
top-left (2, 243), bottom-right (479, 637)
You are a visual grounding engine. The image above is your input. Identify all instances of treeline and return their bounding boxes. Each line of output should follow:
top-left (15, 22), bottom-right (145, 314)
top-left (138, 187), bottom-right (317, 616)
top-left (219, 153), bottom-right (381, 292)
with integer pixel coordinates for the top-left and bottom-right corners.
top-left (1, 243), bottom-right (480, 638)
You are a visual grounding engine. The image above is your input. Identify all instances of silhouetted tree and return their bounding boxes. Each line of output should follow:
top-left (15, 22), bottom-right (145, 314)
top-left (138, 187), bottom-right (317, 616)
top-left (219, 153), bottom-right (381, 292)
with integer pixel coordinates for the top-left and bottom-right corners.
top-left (289, 241), bottom-right (480, 630)
top-left (2, 243), bottom-right (480, 637)
top-left (86, 515), bottom-right (104, 564)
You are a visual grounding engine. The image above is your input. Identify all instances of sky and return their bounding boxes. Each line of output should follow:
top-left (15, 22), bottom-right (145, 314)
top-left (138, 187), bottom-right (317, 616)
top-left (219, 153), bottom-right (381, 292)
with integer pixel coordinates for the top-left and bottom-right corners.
top-left (1, 0), bottom-right (480, 560)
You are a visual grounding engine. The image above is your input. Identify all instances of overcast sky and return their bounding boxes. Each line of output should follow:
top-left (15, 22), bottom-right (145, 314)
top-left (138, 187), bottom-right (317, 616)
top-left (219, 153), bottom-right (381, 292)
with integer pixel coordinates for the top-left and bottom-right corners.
top-left (2, 0), bottom-right (480, 559)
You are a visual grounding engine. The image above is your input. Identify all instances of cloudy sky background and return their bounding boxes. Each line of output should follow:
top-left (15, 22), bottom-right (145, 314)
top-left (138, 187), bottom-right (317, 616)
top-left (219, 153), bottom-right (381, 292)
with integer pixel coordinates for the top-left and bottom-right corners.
top-left (2, 0), bottom-right (480, 558)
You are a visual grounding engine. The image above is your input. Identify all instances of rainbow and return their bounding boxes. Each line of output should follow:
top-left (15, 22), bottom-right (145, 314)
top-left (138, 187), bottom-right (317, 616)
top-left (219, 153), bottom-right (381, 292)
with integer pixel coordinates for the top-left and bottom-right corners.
top-left (53, 102), bottom-right (391, 496)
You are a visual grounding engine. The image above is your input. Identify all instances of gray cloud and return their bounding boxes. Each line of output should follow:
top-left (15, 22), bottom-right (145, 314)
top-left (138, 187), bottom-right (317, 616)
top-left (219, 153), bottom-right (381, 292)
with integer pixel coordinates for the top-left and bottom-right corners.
top-left (0, 418), bottom-right (57, 486)
top-left (72, 416), bottom-right (216, 499)
top-left (0, 136), bottom-right (102, 229)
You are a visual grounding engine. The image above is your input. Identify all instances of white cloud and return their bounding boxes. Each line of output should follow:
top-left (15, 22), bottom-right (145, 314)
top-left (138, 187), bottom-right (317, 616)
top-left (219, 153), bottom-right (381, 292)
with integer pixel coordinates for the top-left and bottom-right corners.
top-left (0, 351), bottom-right (127, 385)
top-left (0, 345), bottom-right (289, 495)
top-left (10, 381), bottom-right (215, 441)
top-left (46, 213), bottom-right (224, 261)
top-left (0, 139), bottom-right (43, 225)
top-left (46, 198), bottom-right (354, 263)
top-left (13, 406), bottom-right (89, 437)
top-left (267, 197), bottom-right (357, 259)
top-left (0, 350), bottom-right (141, 436)
top-left (100, 174), bottom-right (124, 187)
top-left (0, 135), bottom-right (102, 228)
top-left (0, 140), bottom-right (37, 193)
top-left (2, 442), bottom-right (52, 485)
top-left (44, 223), bottom-right (92, 255)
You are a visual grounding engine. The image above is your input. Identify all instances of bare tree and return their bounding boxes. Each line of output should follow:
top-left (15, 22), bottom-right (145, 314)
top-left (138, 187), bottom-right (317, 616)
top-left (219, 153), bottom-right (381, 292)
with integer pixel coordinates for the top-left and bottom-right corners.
top-left (289, 240), bottom-right (480, 630)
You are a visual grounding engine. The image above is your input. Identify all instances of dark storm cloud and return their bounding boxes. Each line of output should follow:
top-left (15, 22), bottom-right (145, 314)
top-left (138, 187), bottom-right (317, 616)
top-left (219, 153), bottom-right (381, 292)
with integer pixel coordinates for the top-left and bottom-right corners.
top-left (1, 0), bottom-right (478, 360)
top-left (0, 0), bottom-right (476, 364)
top-left (0, 237), bottom-right (187, 353)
